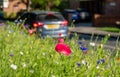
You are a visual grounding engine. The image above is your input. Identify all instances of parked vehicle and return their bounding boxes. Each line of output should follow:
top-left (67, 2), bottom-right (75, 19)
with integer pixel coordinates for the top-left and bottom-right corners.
top-left (15, 11), bottom-right (69, 38)
top-left (62, 8), bottom-right (91, 23)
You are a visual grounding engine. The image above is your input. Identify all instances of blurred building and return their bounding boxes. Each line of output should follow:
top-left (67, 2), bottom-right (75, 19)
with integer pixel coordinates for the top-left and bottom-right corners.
top-left (0, 0), bottom-right (31, 16)
top-left (69, 0), bottom-right (120, 27)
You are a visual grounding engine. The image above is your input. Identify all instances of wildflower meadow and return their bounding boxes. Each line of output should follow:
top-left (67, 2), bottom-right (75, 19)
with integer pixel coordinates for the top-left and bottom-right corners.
top-left (0, 22), bottom-right (120, 77)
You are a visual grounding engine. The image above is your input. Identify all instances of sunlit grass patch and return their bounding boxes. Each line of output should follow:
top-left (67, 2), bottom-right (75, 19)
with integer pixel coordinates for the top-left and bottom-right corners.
top-left (98, 27), bottom-right (120, 33)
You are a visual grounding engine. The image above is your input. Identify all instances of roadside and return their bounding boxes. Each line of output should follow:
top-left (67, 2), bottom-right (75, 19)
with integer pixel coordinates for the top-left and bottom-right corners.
top-left (69, 26), bottom-right (120, 37)
top-left (69, 26), bottom-right (120, 50)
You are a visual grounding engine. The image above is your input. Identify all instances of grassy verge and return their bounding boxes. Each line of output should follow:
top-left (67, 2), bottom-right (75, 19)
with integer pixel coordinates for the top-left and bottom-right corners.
top-left (0, 23), bottom-right (120, 77)
top-left (98, 27), bottom-right (120, 33)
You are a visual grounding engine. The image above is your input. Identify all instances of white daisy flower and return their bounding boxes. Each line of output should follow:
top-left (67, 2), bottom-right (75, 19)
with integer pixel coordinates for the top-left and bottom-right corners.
top-left (96, 65), bottom-right (100, 69)
top-left (10, 64), bottom-right (17, 70)
top-left (89, 42), bottom-right (95, 46)
top-left (82, 60), bottom-right (87, 65)
top-left (20, 51), bottom-right (24, 55)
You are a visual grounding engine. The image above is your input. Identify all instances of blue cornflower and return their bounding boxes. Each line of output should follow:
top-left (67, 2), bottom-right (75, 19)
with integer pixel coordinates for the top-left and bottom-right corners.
top-left (80, 46), bottom-right (88, 52)
top-left (97, 60), bottom-right (101, 64)
top-left (97, 59), bottom-right (105, 65)
top-left (76, 62), bottom-right (81, 67)
top-left (80, 46), bottom-right (88, 54)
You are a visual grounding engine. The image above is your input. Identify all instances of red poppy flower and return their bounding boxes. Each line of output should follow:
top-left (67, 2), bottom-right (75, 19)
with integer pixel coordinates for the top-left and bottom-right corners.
top-left (55, 38), bottom-right (72, 56)
top-left (28, 28), bottom-right (36, 36)
top-left (28, 29), bottom-right (33, 36)
top-left (58, 32), bottom-right (62, 37)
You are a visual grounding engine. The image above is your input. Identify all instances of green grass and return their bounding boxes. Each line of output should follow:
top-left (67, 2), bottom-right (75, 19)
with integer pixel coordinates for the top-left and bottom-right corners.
top-left (0, 22), bottom-right (120, 77)
top-left (98, 27), bottom-right (120, 33)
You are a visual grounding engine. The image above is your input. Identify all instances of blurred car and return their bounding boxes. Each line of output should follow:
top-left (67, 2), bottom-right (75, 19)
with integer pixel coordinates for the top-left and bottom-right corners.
top-left (62, 9), bottom-right (91, 23)
top-left (15, 11), bottom-right (69, 38)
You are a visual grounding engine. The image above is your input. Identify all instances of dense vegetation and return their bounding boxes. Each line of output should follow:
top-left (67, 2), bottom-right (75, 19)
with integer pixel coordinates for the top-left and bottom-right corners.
top-left (31, 0), bottom-right (69, 11)
top-left (0, 22), bottom-right (120, 77)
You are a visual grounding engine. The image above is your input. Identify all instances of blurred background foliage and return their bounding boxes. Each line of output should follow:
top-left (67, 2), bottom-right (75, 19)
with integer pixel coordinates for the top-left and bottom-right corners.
top-left (31, 0), bottom-right (69, 11)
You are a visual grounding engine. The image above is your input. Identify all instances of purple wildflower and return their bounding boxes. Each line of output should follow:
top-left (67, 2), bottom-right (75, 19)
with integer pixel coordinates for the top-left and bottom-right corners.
top-left (79, 41), bottom-right (83, 45)
top-left (0, 23), bottom-right (3, 26)
top-left (101, 59), bottom-right (105, 63)
top-left (10, 54), bottom-right (14, 57)
top-left (24, 25), bottom-right (29, 28)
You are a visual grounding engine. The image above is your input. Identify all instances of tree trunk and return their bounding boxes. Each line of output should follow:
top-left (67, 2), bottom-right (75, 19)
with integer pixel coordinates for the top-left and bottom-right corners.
top-left (46, 0), bottom-right (52, 11)
top-left (27, 0), bottom-right (31, 12)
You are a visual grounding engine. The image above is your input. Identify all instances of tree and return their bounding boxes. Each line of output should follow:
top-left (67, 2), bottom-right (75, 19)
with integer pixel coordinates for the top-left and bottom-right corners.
top-left (31, 0), bottom-right (61, 11)
top-left (20, 0), bottom-right (31, 11)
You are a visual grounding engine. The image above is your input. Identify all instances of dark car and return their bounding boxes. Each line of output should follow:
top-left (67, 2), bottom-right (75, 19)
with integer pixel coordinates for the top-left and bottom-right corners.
top-left (62, 9), bottom-right (91, 23)
top-left (15, 11), bottom-right (69, 38)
